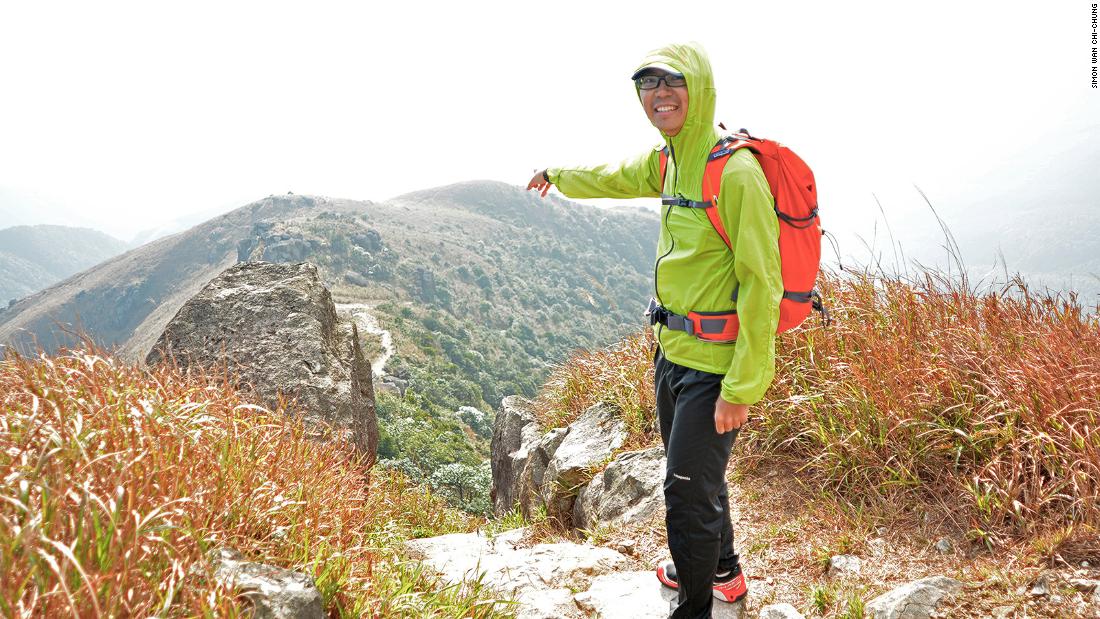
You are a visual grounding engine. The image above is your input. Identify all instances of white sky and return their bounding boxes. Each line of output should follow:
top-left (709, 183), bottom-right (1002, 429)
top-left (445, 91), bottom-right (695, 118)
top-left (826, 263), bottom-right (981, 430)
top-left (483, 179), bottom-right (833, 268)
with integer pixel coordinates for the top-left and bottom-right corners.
top-left (1, 0), bottom-right (1097, 260)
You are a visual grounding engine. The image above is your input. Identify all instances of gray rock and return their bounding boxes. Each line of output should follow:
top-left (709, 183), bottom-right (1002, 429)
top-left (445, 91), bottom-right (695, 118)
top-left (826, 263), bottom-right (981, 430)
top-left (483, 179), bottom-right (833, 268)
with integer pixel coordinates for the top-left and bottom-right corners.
top-left (828, 554), bottom-right (862, 578)
top-left (866, 576), bottom-right (963, 619)
top-left (375, 381), bottom-right (400, 397)
top-left (343, 271), bottom-right (371, 287)
top-left (209, 548), bottom-right (324, 619)
top-left (574, 446), bottom-right (665, 530)
top-left (489, 396), bottom-right (542, 515)
top-left (759, 603), bottom-right (805, 619)
top-left (573, 571), bottom-right (742, 619)
top-left (405, 528), bottom-right (628, 618)
top-left (542, 403), bottom-right (627, 523)
top-left (934, 538), bottom-right (953, 554)
top-left (146, 261), bottom-right (378, 463)
top-left (1069, 577), bottom-right (1100, 593)
top-left (868, 537), bottom-right (888, 558)
top-left (1030, 572), bottom-right (1052, 597)
top-left (517, 426), bottom-right (568, 518)
top-left (262, 238), bottom-right (315, 263)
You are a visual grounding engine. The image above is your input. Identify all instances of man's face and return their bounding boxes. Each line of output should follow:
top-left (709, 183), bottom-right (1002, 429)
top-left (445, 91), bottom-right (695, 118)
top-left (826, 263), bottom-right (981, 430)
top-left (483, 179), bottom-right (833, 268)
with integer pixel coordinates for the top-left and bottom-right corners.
top-left (639, 70), bottom-right (689, 137)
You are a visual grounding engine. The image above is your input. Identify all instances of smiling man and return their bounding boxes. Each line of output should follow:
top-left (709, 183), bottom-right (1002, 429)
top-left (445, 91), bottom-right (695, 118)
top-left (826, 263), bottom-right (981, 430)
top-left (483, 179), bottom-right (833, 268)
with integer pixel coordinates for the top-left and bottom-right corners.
top-left (527, 41), bottom-right (782, 619)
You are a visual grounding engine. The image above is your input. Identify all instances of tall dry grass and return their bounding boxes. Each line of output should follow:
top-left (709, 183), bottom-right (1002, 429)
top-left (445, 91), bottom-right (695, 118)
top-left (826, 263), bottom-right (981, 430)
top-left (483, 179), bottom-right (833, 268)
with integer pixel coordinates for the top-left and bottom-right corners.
top-left (533, 330), bottom-right (656, 449)
top-left (0, 345), bottom-right (508, 617)
top-left (759, 270), bottom-right (1100, 544)
top-left (533, 268), bottom-right (1100, 544)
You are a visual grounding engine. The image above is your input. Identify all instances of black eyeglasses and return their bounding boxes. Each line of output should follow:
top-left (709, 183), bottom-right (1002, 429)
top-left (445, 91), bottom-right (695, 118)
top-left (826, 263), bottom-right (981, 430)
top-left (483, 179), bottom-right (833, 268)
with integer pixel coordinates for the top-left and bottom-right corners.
top-left (635, 74), bottom-right (687, 90)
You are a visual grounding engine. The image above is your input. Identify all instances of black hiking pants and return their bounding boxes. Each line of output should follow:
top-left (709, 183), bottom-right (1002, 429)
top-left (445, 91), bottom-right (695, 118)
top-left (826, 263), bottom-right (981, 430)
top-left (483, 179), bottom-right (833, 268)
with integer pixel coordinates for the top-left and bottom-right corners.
top-left (656, 348), bottom-right (740, 619)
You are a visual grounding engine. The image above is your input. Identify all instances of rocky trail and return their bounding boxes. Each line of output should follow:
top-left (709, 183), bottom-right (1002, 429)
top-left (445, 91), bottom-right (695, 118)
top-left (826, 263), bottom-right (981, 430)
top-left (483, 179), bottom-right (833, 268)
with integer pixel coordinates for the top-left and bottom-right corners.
top-left (404, 397), bottom-right (1100, 619)
top-left (335, 302), bottom-right (394, 378)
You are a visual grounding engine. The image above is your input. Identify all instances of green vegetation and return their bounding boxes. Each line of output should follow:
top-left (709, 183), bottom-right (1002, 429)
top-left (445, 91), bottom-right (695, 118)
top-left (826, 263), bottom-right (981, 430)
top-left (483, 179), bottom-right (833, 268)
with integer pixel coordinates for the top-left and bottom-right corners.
top-left (376, 392), bottom-right (492, 515)
top-left (0, 346), bottom-right (512, 617)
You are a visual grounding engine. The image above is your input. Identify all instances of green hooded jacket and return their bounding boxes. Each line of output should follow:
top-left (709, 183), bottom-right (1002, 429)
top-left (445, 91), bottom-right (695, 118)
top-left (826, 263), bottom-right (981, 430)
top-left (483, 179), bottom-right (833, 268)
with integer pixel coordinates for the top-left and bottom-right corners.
top-left (546, 42), bottom-right (783, 406)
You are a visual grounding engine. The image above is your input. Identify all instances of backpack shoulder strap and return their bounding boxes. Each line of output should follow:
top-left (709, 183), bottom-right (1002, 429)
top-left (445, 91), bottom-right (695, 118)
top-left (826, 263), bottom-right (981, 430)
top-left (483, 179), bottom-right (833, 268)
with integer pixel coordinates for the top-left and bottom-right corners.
top-left (701, 138), bottom-right (738, 251)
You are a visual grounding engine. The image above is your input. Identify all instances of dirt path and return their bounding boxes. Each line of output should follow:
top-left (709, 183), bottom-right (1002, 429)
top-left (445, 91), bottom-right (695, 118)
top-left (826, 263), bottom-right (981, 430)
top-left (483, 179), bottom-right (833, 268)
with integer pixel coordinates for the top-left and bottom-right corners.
top-left (335, 303), bottom-right (394, 378)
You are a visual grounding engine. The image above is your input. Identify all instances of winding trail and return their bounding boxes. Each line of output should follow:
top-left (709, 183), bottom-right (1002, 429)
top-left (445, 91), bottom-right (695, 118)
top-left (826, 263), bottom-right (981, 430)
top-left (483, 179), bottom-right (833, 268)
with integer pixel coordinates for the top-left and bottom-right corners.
top-left (335, 303), bottom-right (394, 378)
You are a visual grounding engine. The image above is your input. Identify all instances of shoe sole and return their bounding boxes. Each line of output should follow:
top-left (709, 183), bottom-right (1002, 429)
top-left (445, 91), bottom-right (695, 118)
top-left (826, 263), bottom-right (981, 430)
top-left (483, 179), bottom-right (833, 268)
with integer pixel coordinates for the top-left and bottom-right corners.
top-left (657, 565), bottom-right (748, 604)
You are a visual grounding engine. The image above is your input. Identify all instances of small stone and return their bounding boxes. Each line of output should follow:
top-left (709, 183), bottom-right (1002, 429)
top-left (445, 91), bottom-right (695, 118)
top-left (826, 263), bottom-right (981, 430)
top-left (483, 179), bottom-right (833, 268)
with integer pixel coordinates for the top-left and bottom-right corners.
top-left (1083, 561), bottom-right (1091, 568)
top-left (827, 554), bottom-right (862, 577)
top-left (759, 603), bottom-right (805, 619)
top-left (990, 605), bottom-right (1015, 619)
top-left (766, 576), bottom-right (775, 585)
top-left (1031, 572), bottom-right (1052, 597)
top-left (934, 538), bottom-right (952, 553)
top-left (1071, 578), bottom-right (1100, 593)
top-left (611, 539), bottom-right (636, 555)
top-left (1051, 594), bottom-right (1063, 603)
top-left (868, 537), bottom-right (887, 558)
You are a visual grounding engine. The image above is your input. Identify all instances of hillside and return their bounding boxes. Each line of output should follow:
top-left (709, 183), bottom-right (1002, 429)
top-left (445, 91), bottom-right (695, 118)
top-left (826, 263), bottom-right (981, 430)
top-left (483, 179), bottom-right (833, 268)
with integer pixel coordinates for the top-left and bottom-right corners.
top-left (0, 182), bottom-right (657, 410)
top-left (0, 224), bottom-right (129, 304)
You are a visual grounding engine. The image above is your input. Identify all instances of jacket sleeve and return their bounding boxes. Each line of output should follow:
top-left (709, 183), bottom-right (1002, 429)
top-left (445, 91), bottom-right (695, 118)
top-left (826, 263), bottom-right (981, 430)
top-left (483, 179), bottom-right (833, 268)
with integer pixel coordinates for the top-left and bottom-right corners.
top-left (547, 149), bottom-right (662, 199)
top-left (719, 152), bottom-right (783, 405)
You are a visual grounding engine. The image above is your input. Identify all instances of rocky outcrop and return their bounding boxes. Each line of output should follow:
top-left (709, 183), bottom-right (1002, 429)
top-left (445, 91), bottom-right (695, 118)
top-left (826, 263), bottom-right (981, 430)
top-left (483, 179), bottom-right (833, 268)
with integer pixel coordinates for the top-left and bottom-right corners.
top-left (146, 261), bottom-right (378, 463)
top-left (491, 398), bottom-right (663, 530)
top-left (490, 396), bottom-right (542, 515)
top-left (541, 403), bottom-right (627, 523)
top-left (574, 446), bottom-right (665, 531)
top-left (517, 427), bottom-right (567, 518)
top-left (207, 548), bottom-right (324, 619)
top-left (866, 575), bottom-right (962, 619)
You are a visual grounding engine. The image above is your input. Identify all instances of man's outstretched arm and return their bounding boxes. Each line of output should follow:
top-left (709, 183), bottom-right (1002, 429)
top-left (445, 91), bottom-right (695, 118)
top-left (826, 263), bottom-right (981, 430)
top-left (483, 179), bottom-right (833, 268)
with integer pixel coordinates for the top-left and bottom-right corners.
top-left (527, 149), bottom-right (662, 200)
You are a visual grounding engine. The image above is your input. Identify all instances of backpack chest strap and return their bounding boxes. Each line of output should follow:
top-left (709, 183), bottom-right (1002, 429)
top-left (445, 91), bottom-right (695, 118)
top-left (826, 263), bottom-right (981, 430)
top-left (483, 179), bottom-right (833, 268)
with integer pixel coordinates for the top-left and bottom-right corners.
top-left (661, 195), bottom-right (711, 209)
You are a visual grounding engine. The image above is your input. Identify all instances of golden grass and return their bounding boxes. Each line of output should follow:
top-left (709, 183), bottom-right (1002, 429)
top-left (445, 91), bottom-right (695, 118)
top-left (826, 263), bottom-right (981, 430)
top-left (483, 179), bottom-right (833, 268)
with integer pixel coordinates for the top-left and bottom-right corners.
top-left (532, 329), bottom-right (656, 449)
top-left (0, 345), bottom-right (509, 618)
top-left (532, 268), bottom-right (1100, 545)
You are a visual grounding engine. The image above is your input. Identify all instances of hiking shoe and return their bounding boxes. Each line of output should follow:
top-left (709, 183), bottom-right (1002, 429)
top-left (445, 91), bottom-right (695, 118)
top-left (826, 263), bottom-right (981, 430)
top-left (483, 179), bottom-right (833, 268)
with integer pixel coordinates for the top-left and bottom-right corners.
top-left (655, 560), bottom-right (748, 603)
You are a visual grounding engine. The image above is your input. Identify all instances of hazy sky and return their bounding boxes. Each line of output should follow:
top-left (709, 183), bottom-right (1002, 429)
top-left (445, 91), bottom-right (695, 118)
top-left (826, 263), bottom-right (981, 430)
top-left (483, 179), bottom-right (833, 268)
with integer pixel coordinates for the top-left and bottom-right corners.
top-left (1, 1), bottom-right (1097, 262)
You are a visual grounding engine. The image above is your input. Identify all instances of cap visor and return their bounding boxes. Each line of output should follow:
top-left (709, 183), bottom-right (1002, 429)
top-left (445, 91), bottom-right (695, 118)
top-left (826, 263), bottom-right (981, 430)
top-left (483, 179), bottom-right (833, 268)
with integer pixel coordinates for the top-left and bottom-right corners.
top-left (630, 62), bottom-right (684, 80)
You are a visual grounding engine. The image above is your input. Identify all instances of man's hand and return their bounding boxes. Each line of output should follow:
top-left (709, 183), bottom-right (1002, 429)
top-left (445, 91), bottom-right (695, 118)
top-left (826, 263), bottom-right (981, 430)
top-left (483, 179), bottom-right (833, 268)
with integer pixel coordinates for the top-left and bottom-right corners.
top-left (527, 169), bottom-right (552, 197)
top-left (714, 397), bottom-right (748, 434)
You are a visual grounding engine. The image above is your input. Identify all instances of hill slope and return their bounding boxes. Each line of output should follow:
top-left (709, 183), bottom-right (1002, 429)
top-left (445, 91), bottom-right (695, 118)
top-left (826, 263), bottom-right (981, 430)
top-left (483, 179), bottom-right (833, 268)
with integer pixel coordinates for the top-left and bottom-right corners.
top-left (0, 224), bottom-right (129, 304)
top-left (0, 183), bottom-right (659, 410)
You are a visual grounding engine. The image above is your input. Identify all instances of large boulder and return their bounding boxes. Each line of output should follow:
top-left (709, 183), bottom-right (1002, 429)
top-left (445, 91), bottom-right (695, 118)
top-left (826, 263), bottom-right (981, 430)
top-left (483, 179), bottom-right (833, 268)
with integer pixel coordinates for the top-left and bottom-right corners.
top-left (574, 446), bottom-right (666, 530)
top-left (542, 403), bottom-right (627, 524)
top-left (865, 575), bottom-right (963, 619)
top-left (490, 396), bottom-right (542, 515)
top-left (146, 261), bottom-right (378, 463)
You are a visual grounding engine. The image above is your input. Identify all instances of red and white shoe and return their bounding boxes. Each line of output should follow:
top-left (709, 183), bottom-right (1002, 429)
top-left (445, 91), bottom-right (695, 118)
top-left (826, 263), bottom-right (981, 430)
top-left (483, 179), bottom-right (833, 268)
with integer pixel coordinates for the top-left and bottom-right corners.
top-left (655, 560), bottom-right (748, 603)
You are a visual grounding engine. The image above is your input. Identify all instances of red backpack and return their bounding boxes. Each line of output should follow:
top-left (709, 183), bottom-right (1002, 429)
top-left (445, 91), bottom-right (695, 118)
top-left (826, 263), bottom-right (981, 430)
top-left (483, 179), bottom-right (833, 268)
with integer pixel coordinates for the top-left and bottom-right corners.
top-left (655, 128), bottom-right (825, 341)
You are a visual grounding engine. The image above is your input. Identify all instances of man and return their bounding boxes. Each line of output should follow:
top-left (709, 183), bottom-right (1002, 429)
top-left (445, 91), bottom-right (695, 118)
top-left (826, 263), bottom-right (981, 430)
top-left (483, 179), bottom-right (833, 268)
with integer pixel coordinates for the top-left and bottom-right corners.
top-left (526, 42), bottom-right (782, 618)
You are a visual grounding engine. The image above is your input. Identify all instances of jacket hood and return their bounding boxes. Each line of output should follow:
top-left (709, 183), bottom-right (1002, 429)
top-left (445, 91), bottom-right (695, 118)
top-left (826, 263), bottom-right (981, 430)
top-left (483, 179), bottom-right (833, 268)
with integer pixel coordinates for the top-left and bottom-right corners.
top-left (634, 42), bottom-right (720, 201)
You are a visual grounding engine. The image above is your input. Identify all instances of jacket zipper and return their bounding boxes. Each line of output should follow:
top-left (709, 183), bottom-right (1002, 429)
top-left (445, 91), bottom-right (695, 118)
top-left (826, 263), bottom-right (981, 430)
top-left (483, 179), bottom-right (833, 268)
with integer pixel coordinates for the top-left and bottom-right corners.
top-left (653, 140), bottom-right (679, 344)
